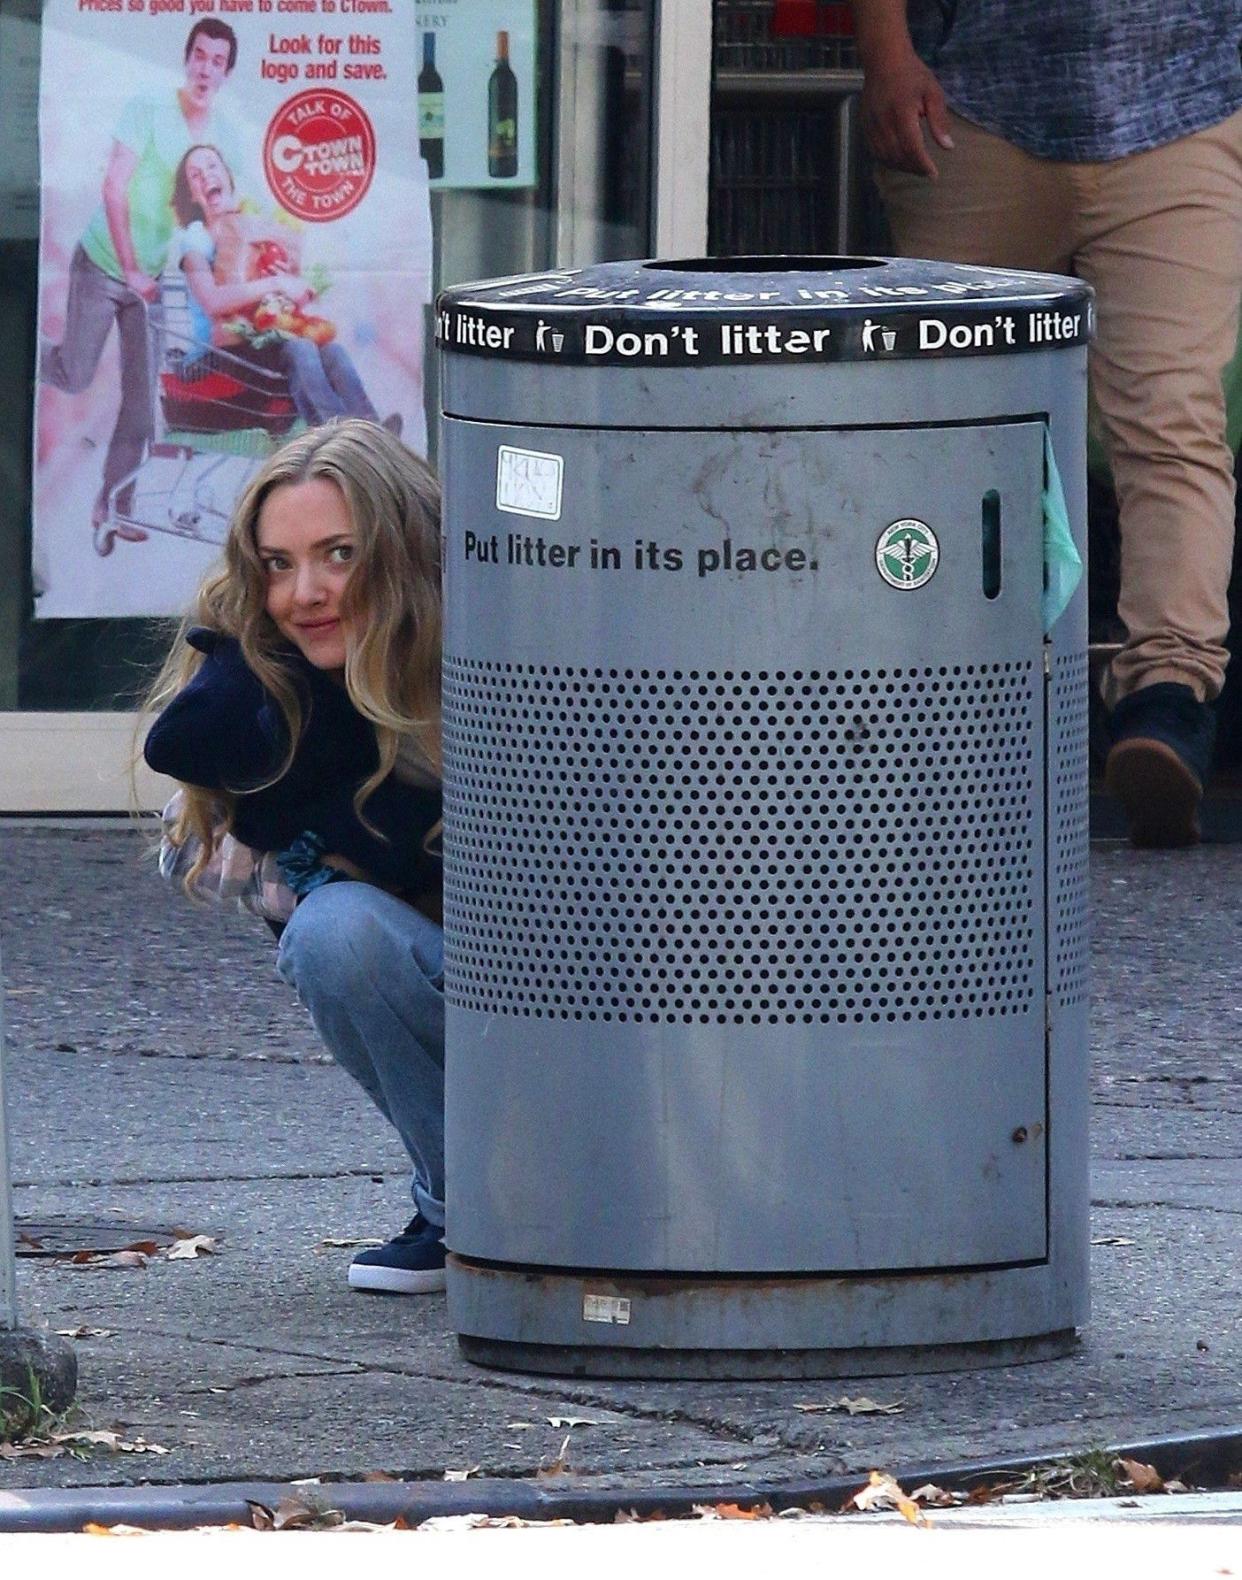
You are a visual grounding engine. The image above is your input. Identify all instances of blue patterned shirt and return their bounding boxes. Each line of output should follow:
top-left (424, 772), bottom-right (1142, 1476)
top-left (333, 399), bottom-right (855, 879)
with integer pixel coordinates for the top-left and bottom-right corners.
top-left (907, 1), bottom-right (1242, 161)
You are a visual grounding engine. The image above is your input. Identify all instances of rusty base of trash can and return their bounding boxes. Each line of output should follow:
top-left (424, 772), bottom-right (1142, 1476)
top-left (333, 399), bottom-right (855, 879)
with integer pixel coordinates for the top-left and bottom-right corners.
top-left (447, 1256), bottom-right (1082, 1380)
top-left (457, 1330), bottom-right (1079, 1381)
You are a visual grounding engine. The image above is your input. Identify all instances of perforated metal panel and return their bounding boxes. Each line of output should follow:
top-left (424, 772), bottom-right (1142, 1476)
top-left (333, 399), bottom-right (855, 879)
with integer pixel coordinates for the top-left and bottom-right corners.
top-left (444, 658), bottom-right (1040, 1025)
top-left (1049, 651), bottom-right (1090, 1008)
top-left (442, 415), bottom-right (1059, 1273)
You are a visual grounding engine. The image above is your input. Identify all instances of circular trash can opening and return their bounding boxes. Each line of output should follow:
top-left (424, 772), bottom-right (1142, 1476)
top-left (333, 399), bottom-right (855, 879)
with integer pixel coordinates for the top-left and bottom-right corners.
top-left (644, 255), bottom-right (890, 273)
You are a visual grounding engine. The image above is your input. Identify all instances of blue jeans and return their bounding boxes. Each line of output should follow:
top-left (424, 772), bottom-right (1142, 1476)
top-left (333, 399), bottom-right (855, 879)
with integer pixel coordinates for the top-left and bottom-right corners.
top-left (276, 883), bottom-right (445, 1227)
top-left (280, 338), bottom-right (378, 426)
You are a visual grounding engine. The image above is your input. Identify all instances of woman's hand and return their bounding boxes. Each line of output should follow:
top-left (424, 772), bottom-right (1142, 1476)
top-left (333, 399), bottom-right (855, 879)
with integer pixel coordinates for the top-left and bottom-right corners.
top-left (320, 853), bottom-right (370, 882)
top-left (274, 274), bottom-right (316, 308)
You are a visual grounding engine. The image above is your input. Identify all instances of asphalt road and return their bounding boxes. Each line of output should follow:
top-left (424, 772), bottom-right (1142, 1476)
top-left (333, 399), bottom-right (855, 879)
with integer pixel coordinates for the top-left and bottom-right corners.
top-left (0, 825), bottom-right (1238, 1500)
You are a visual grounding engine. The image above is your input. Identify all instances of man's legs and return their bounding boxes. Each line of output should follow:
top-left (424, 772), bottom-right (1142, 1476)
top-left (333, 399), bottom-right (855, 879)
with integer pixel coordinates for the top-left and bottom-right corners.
top-left (277, 882), bottom-right (446, 1229)
top-left (874, 110), bottom-right (1075, 273)
top-left (1076, 109), bottom-right (1242, 845)
top-left (1076, 110), bottom-right (1242, 707)
top-left (40, 247), bottom-right (120, 395)
top-left (101, 286), bottom-right (156, 527)
top-left (42, 247), bottom-right (153, 539)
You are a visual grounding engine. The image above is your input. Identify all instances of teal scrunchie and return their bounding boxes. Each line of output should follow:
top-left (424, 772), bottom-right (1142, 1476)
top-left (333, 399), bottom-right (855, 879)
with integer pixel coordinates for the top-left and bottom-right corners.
top-left (276, 831), bottom-right (349, 900)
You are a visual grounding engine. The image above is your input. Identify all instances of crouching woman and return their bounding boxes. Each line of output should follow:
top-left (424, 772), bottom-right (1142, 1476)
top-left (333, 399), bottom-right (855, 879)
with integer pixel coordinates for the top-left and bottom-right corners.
top-left (145, 419), bottom-right (449, 1293)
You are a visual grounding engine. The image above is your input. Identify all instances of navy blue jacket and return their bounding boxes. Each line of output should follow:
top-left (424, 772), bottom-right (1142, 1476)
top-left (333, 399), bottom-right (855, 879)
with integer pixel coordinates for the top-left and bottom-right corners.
top-left (144, 629), bottom-right (442, 896)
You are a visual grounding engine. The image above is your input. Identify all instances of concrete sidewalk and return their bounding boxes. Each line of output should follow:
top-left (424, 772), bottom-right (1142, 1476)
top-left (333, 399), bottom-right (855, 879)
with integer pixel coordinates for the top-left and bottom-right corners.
top-left (0, 825), bottom-right (1238, 1498)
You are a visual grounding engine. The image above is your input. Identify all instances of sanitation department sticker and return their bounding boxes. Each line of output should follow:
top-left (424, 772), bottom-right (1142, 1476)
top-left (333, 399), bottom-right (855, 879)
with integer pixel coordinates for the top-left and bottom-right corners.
top-left (876, 519), bottom-right (940, 590)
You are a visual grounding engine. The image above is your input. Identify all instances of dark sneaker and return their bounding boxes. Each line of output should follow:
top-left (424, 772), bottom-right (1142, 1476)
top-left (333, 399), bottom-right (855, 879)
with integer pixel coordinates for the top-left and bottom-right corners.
top-left (1104, 682), bottom-right (1215, 849)
top-left (348, 1214), bottom-right (446, 1294)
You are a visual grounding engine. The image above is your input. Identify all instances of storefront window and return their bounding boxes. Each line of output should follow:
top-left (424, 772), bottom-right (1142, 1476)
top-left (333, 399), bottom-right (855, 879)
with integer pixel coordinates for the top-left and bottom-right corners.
top-left (0, 0), bottom-right (653, 713)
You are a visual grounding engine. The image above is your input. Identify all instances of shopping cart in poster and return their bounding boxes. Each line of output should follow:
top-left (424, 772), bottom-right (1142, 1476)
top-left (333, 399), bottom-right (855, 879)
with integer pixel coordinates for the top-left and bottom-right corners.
top-left (94, 277), bottom-right (301, 557)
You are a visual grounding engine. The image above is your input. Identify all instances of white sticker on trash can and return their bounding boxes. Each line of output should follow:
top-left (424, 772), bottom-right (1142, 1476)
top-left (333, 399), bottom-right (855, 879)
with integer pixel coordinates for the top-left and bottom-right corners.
top-left (876, 518), bottom-right (940, 590)
top-left (583, 1294), bottom-right (631, 1325)
top-left (496, 445), bottom-right (564, 521)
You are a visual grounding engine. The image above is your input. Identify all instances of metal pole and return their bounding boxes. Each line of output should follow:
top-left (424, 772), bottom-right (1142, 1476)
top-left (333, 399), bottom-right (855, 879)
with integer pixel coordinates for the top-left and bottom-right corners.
top-left (834, 91), bottom-right (858, 255)
top-left (0, 946), bottom-right (17, 1330)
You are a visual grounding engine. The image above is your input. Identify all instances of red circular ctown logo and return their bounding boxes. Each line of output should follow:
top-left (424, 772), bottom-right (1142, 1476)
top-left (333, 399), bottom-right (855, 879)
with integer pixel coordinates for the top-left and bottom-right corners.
top-left (263, 90), bottom-right (377, 223)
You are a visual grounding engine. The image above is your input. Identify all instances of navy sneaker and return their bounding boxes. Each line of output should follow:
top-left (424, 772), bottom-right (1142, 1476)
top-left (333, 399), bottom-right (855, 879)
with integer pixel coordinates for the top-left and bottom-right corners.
top-left (1104, 682), bottom-right (1216, 849)
top-left (348, 1214), bottom-right (446, 1294)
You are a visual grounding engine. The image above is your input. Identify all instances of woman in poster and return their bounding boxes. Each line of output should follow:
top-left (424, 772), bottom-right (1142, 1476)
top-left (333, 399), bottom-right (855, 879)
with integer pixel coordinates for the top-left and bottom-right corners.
top-left (170, 144), bottom-right (393, 432)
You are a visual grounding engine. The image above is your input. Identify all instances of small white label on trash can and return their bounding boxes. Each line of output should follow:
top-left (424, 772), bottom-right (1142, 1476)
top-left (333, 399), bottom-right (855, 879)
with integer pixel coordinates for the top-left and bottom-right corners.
top-left (583, 1294), bottom-right (631, 1325)
top-left (496, 445), bottom-right (564, 520)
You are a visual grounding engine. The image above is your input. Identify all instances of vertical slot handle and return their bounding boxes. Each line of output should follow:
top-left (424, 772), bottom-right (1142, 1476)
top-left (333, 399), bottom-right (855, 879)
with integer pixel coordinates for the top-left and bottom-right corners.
top-left (982, 489), bottom-right (1002, 600)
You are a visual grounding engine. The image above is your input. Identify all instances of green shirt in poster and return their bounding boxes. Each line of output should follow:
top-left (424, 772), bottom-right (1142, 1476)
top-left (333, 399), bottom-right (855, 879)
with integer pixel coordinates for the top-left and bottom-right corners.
top-left (80, 93), bottom-right (239, 282)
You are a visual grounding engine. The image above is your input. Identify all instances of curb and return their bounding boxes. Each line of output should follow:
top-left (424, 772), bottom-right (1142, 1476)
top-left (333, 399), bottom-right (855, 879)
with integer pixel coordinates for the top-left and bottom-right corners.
top-left (0, 1428), bottom-right (1237, 1533)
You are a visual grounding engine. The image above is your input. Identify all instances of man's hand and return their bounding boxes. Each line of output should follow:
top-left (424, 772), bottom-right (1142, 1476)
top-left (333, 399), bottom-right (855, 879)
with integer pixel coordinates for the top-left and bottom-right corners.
top-left (860, 48), bottom-right (955, 179)
top-left (123, 268), bottom-right (160, 302)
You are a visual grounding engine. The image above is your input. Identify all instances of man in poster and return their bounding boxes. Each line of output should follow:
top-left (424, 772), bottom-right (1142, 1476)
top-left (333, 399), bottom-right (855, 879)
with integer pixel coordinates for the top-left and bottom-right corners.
top-left (40, 19), bottom-right (241, 550)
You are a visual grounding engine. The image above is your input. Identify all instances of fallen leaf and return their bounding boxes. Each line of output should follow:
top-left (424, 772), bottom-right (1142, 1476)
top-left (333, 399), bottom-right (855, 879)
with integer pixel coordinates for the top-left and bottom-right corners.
top-left (849, 1471), bottom-right (930, 1527)
top-left (272, 1496), bottom-right (342, 1530)
top-left (54, 1326), bottom-right (115, 1339)
top-left (77, 1431), bottom-right (170, 1455)
top-left (1091, 1236), bottom-right (1135, 1247)
top-left (795, 1395), bottom-right (904, 1416)
top-left (546, 1416), bottom-right (602, 1428)
top-left (0, 1429), bottom-right (168, 1460)
top-left (361, 1471), bottom-right (397, 1483)
top-left (247, 1502), bottom-right (275, 1531)
top-left (1118, 1458), bottom-right (1164, 1493)
top-left (74, 1249), bottom-right (150, 1270)
top-left (167, 1235), bottom-right (219, 1260)
top-left (965, 1480), bottom-right (1014, 1505)
top-left (909, 1482), bottom-right (962, 1507)
top-left (504, 1421), bottom-right (535, 1430)
top-left (443, 1465), bottom-right (481, 1482)
top-left (842, 1396), bottom-right (904, 1416)
top-left (0, 1441), bottom-right (66, 1460)
top-left (691, 1501), bottom-right (773, 1521)
top-left (537, 1439), bottom-right (573, 1479)
top-left (82, 1524), bottom-right (148, 1537)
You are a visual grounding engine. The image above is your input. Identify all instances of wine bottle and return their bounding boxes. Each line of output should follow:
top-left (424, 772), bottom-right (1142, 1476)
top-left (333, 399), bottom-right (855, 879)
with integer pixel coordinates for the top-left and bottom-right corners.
top-left (487, 29), bottom-right (518, 179)
top-left (418, 30), bottom-right (444, 181)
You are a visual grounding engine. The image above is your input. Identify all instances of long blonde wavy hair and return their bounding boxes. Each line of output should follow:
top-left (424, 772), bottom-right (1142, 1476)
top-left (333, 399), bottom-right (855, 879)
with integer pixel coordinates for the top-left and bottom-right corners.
top-left (146, 419), bottom-right (442, 873)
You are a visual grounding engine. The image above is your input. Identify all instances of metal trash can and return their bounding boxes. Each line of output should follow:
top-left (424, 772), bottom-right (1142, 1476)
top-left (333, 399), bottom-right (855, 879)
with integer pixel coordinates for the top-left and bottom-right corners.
top-left (437, 255), bottom-right (1092, 1378)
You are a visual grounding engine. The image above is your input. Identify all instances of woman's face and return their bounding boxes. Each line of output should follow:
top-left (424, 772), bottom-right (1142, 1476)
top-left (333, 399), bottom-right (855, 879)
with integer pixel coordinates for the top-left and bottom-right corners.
top-left (255, 478), bottom-right (359, 671)
top-left (183, 147), bottom-right (234, 221)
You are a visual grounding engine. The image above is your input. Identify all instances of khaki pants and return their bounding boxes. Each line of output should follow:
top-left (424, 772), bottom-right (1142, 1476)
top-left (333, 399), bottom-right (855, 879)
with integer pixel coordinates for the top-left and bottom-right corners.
top-left (877, 107), bottom-right (1242, 704)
